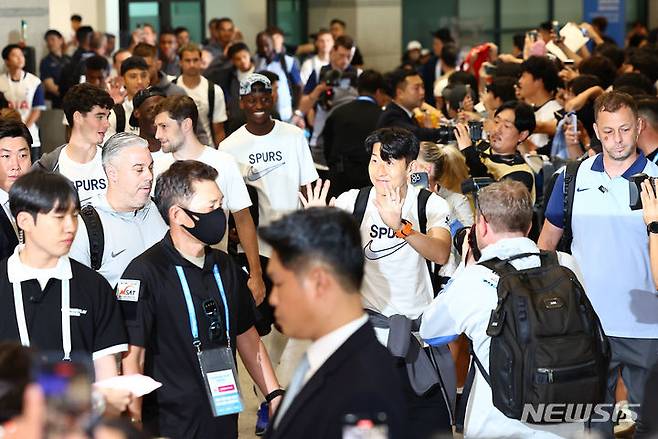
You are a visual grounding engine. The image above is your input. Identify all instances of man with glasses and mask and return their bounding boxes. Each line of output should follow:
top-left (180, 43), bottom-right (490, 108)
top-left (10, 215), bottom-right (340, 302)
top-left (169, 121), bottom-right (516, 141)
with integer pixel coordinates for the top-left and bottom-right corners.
top-left (120, 160), bottom-right (283, 439)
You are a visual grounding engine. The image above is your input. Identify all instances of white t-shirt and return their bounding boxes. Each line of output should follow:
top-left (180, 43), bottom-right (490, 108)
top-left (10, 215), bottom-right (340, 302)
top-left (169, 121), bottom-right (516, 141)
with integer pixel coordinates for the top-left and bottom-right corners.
top-left (220, 120), bottom-right (319, 257)
top-left (335, 185), bottom-right (451, 331)
top-left (153, 146), bottom-right (251, 252)
top-left (175, 76), bottom-right (227, 146)
top-left (300, 55), bottom-right (329, 86)
top-left (528, 99), bottom-right (562, 151)
top-left (104, 98), bottom-right (139, 143)
top-left (57, 145), bottom-right (107, 205)
top-left (0, 72), bottom-right (46, 147)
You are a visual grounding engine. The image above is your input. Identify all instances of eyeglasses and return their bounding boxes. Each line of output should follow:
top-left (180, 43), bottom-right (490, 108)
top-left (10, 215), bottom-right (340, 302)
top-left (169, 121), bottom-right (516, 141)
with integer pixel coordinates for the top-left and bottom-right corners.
top-left (202, 298), bottom-right (223, 343)
top-left (475, 198), bottom-right (489, 224)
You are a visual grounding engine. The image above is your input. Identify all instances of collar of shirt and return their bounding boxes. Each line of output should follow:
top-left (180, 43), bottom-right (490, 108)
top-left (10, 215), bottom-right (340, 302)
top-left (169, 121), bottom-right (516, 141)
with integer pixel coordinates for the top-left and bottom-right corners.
top-left (478, 236), bottom-right (539, 263)
top-left (7, 245), bottom-right (73, 289)
top-left (0, 188), bottom-right (8, 207)
top-left (590, 150), bottom-right (648, 179)
top-left (392, 101), bottom-right (414, 119)
top-left (161, 231), bottom-right (214, 271)
top-left (303, 314), bottom-right (368, 384)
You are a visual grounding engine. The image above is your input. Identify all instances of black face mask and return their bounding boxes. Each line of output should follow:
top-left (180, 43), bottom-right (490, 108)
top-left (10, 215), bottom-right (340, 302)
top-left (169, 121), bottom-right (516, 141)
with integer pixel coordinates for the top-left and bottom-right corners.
top-left (181, 206), bottom-right (226, 245)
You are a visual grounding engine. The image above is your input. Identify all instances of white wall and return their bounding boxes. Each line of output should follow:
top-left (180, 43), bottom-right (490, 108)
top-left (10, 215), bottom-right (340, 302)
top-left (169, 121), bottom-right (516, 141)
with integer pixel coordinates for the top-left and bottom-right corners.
top-left (48, 0), bottom-right (118, 45)
top-left (1, 0), bottom-right (50, 71)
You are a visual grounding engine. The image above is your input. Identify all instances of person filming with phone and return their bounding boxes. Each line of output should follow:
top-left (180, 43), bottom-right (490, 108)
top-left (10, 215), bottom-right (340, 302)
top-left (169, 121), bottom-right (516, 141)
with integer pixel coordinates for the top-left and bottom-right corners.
top-left (454, 100), bottom-right (537, 203)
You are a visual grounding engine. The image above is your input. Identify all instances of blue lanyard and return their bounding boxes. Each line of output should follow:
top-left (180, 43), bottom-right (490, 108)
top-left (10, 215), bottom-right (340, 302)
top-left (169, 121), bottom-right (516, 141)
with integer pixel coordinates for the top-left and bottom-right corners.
top-left (175, 264), bottom-right (231, 350)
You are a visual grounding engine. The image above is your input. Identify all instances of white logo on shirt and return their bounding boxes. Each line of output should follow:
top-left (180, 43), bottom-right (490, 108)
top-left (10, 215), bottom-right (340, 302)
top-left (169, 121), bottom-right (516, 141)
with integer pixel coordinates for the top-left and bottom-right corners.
top-left (66, 308), bottom-right (87, 317)
top-left (116, 279), bottom-right (140, 302)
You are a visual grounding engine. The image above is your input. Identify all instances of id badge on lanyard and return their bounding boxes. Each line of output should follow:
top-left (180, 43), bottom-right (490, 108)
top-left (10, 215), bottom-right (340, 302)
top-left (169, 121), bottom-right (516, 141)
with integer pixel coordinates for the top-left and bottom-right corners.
top-left (176, 265), bottom-right (244, 417)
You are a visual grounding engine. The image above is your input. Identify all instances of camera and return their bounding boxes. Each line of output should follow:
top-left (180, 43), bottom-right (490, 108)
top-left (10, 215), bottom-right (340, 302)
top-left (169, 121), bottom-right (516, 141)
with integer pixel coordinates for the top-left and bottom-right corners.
top-left (318, 69), bottom-right (357, 110)
top-left (436, 121), bottom-right (484, 144)
top-left (629, 173), bottom-right (656, 210)
top-left (461, 177), bottom-right (495, 195)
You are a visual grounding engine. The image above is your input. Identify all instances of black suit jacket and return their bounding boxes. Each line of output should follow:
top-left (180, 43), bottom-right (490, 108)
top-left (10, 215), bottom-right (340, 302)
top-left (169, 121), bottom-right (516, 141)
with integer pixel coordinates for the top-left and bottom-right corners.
top-left (265, 322), bottom-right (408, 439)
top-left (377, 102), bottom-right (444, 142)
top-left (421, 56), bottom-right (439, 107)
top-left (0, 207), bottom-right (18, 261)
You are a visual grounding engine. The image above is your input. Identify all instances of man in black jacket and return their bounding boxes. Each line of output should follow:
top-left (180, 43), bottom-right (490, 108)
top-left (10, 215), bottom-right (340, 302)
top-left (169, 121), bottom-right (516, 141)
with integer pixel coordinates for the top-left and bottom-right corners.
top-left (377, 69), bottom-right (446, 142)
top-left (0, 119), bottom-right (31, 260)
top-left (323, 69), bottom-right (386, 197)
top-left (262, 207), bottom-right (408, 439)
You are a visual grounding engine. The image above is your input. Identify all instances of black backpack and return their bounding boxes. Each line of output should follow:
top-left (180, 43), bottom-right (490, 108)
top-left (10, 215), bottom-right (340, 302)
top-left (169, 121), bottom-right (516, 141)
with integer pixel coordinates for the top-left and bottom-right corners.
top-left (352, 186), bottom-right (440, 292)
top-left (80, 205), bottom-right (105, 271)
top-left (459, 251), bottom-right (609, 426)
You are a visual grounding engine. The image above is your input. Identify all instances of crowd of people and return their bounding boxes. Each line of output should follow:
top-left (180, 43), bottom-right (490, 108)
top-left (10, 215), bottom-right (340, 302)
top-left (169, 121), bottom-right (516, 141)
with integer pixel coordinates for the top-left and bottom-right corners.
top-left (0, 10), bottom-right (658, 439)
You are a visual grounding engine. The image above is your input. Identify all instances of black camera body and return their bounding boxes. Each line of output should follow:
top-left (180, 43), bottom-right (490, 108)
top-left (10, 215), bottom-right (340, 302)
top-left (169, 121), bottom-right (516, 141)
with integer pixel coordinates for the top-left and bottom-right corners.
top-left (318, 69), bottom-right (357, 110)
top-left (436, 121), bottom-right (484, 144)
top-left (629, 173), bottom-right (656, 210)
top-left (461, 177), bottom-right (495, 195)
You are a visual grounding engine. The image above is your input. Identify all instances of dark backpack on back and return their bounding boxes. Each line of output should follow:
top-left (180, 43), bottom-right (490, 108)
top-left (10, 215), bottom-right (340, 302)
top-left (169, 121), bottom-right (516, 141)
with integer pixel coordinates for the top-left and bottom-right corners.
top-left (80, 205), bottom-right (104, 271)
top-left (466, 251), bottom-right (609, 423)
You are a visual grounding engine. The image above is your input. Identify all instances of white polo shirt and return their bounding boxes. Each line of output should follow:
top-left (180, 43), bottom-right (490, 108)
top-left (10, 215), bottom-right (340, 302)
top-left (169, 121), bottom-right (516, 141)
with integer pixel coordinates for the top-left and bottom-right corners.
top-left (545, 153), bottom-right (658, 338)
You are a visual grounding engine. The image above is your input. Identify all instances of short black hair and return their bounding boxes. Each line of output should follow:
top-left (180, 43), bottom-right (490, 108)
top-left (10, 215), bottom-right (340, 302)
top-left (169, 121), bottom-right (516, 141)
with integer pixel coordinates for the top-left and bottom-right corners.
top-left (0, 342), bottom-right (32, 424)
top-left (494, 101), bottom-right (536, 134)
top-left (0, 119), bottom-right (32, 147)
top-left (259, 207), bottom-right (364, 292)
top-left (440, 43), bottom-right (458, 68)
top-left (62, 83), bottom-right (113, 126)
top-left (578, 55), bottom-right (618, 89)
top-left (71, 14), bottom-right (82, 22)
top-left (85, 55), bottom-right (109, 73)
top-left (390, 68), bottom-right (421, 94)
top-left (487, 77), bottom-right (517, 103)
top-left (448, 71), bottom-right (479, 102)
top-left (521, 56), bottom-right (560, 93)
top-left (174, 26), bottom-right (189, 35)
top-left (595, 43), bottom-right (625, 69)
top-left (637, 96), bottom-right (658, 130)
top-left (626, 49), bottom-right (658, 83)
top-left (227, 42), bottom-right (250, 59)
top-left (592, 16), bottom-right (608, 33)
top-left (44, 29), bottom-right (63, 40)
top-left (76, 26), bottom-right (94, 46)
top-left (614, 72), bottom-right (655, 95)
top-left (159, 28), bottom-right (176, 38)
top-left (120, 56), bottom-right (149, 76)
top-left (334, 35), bottom-right (354, 51)
top-left (1, 45), bottom-right (21, 61)
top-left (568, 74), bottom-right (601, 95)
top-left (357, 69), bottom-right (384, 95)
top-left (330, 18), bottom-right (346, 28)
top-left (512, 33), bottom-right (525, 51)
top-left (154, 160), bottom-right (218, 225)
top-left (9, 170), bottom-right (80, 221)
top-left (365, 127), bottom-right (419, 164)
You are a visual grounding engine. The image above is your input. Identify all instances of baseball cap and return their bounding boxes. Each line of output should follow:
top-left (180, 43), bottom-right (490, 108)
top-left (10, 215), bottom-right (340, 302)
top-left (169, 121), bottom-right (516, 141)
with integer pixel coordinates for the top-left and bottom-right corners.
top-left (406, 40), bottom-right (422, 51)
top-left (129, 87), bottom-right (166, 127)
top-left (239, 73), bottom-right (272, 96)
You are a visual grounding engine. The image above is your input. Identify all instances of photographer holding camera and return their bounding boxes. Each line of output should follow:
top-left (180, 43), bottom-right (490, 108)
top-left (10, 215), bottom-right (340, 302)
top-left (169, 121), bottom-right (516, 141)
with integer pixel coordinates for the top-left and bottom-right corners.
top-left (295, 36), bottom-right (359, 166)
top-left (454, 100), bottom-right (537, 202)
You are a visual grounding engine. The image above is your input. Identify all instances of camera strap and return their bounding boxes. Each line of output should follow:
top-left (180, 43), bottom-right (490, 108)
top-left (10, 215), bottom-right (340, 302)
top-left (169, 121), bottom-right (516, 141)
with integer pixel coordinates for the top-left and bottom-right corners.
top-left (12, 278), bottom-right (72, 361)
top-left (175, 264), bottom-right (231, 350)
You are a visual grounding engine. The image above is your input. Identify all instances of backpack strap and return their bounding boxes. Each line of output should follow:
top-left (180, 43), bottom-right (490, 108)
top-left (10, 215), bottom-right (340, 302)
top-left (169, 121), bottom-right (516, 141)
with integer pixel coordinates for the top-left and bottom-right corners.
top-left (352, 186), bottom-right (372, 226)
top-left (557, 160), bottom-right (583, 253)
top-left (207, 78), bottom-right (216, 142)
top-left (455, 349), bottom-right (491, 432)
top-left (113, 103), bottom-right (126, 133)
top-left (417, 188), bottom-right (431, 234)
top-left (80, 205), bottom-right (104, 271)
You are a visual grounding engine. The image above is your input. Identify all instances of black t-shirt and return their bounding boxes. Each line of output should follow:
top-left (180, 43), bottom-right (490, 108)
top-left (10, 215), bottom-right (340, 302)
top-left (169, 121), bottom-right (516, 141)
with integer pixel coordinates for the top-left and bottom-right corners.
top-left (0, 258), bottom-right (127, 360)
top-left (119, 232), bottom-right (256, 439)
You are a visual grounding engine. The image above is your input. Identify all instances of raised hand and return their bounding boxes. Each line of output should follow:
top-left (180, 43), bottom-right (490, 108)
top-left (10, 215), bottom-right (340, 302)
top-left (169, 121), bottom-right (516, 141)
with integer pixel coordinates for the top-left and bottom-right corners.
top-left (373, 183), bottom-right (404, 230)
top-left (298, 179), bottom-right (335, 208)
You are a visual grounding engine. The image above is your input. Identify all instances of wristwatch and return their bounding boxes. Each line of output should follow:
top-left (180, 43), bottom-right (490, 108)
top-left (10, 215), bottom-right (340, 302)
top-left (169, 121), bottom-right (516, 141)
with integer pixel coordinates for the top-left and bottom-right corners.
top-left (647, 221), bottom-right (658, 235)
top-left (394, 219), bottom-right (414, 238)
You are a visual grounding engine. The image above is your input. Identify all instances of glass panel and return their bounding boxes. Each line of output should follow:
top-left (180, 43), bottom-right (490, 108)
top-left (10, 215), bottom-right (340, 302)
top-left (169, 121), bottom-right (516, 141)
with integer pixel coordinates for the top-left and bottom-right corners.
top-left (276, 0), bottom-right (303, 45)
top-left (128, 2), bottom-right (160, 33)
top-left (402, 0), bottom-right (458, 51)
top-left (458, 0), bottom-right (495, 50)
top-left (171, 2), bottom-right (203, 44)
top-left (501, 0), bottom-right (548, 30)
top-left (554, 0), bottom-right (584, 26)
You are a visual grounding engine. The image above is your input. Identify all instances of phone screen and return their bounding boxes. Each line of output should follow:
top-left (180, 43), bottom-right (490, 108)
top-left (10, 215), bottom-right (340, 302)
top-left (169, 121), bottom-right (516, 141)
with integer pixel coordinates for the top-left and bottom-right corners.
top-left (410, 172), bottom-right (430, 189)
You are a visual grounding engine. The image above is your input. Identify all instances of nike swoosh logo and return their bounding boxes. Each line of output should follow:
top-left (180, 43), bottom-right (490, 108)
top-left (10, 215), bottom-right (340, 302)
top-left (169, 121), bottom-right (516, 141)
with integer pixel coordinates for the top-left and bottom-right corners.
top-left (363, 240), bottom-right (408, 260)
top-left (576, 188), bottom-right (590, 192)
top-left (111, 249), bottom-right (126, 258)
top-left (246, 162), bottom-right (286, 182)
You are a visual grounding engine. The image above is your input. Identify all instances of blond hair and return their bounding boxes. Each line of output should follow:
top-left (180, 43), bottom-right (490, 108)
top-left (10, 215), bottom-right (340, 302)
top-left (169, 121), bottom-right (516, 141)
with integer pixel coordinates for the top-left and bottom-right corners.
top-left (478, 179), bottom-right (533, 233)
top-left (418, 142), bottom-right (469, 194)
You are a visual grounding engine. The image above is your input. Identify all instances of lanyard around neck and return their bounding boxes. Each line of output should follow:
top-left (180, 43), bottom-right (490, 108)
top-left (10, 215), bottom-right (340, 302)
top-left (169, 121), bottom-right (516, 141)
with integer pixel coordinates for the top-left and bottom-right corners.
top-left (12, 279), bottom-right (72, 361)
top-left (175, 264), bottom-right (231, 350)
